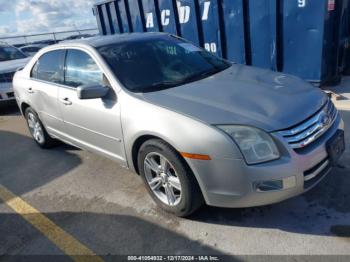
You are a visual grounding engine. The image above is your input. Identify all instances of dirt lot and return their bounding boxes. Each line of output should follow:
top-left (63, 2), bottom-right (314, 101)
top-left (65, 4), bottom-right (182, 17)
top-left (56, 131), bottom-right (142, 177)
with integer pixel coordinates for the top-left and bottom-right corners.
top-left (0, 80), bottom-right (350, 260)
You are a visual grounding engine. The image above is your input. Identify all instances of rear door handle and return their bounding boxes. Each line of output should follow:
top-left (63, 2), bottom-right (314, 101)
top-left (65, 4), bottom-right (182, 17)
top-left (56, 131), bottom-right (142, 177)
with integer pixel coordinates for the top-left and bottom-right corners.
top-left (60, 97), bottom-right (72, 105)
top-left (27, 87), bottom-right (34, 94)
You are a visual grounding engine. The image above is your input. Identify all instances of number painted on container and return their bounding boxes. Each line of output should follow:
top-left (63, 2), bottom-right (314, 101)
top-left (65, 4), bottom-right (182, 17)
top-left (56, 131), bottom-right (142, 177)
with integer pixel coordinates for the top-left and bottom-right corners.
top-left (298, 0), bottom-right (306, 8)
top-left (328, 0), bottom-right (335, 11)
top-left (204, 43), bottom-right (217, 53)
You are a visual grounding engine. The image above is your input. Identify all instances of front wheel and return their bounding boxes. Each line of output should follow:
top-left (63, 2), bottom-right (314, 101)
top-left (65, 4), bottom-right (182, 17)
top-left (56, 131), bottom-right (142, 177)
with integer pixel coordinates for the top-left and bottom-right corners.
top-left (138, 139), bottom-right (203, 217)
top-left (25, 107), bottom-right (56, 148)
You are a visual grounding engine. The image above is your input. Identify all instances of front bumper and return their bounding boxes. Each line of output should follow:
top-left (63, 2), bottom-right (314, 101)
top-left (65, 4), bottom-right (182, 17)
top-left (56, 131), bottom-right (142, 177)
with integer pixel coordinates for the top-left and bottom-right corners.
top-left (0, 82), bottom-right (15, 102)
top-left (186, 114), bottom-right (344, 208)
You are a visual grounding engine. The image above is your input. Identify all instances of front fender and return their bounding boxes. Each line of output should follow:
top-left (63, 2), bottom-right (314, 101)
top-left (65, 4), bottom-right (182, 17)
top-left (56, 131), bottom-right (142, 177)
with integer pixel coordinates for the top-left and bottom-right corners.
top-left (120, 92), bottom-right (243, 172)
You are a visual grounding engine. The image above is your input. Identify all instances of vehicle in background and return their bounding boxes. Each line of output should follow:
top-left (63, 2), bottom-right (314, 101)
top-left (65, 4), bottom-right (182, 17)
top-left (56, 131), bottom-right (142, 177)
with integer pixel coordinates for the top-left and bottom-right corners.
top-left (0, 43), bottom-right (29, 105)
top-left (15, 40), bottom-right (57, 49)
top-left (13, 43), bottom-right (27, 48)
top-left (20, 44), bottom-right (48, 57)
top-left (33, 39), bottom-right (57, 46)
top-left (13, 33), bottom-right (345, 216)
top-left (61, 34), bottom-right (94, 41)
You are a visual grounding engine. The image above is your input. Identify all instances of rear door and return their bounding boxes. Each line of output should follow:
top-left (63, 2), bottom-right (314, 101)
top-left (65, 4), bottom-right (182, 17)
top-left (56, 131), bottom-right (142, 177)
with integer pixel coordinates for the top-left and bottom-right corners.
top-left (30, 49), bottom-right (65, 134)
top-left (58, 48), bottom-right (126, 165)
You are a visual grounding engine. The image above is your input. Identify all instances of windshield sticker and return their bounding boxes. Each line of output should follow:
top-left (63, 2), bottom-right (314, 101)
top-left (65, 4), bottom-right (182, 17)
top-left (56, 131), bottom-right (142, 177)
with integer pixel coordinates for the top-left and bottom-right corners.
top-left (178, 43), bottom-right (202, 52)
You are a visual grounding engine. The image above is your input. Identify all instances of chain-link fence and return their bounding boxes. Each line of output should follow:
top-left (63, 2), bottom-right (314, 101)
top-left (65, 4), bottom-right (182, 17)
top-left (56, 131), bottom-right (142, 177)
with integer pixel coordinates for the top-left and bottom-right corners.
top-left (0, 28), bottom-right (99, 47)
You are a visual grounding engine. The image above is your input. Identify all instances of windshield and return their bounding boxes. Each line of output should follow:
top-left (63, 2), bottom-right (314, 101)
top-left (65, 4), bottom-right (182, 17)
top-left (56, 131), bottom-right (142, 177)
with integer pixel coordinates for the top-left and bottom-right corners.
top-left (0, 46), bottom-right (27, 62)
top-left (97, 36), bottom-right (231, 92)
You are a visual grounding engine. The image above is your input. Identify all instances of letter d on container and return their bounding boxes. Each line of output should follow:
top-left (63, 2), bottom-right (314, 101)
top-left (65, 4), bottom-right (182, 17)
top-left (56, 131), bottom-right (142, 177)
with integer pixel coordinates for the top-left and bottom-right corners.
top-left (177, 1), bottom-right (190, 24)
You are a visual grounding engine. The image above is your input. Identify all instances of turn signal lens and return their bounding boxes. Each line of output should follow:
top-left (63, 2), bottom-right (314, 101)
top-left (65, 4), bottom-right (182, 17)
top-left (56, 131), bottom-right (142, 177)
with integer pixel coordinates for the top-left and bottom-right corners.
top-left (180, 152), bottom-right (211, 160)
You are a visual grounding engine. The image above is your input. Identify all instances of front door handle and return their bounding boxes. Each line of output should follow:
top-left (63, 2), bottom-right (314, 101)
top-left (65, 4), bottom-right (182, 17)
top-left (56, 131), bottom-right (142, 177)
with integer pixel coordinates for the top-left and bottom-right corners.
top-left (27, 87), bottom-right (34, 94)
top-left (60, 97), bottom-right (72, 105)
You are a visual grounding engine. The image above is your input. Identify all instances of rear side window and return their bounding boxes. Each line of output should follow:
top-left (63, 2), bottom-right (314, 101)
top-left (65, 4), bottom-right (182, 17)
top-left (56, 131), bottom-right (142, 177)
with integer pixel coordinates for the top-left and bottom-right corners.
top-left (31, 50), bottom-right (65, 84)
top-left (64, 49), bottom-right (103, 88)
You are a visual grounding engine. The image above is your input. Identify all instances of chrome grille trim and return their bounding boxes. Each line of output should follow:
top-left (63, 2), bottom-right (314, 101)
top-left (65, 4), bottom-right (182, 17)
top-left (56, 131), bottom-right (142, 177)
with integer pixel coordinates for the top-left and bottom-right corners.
top-left (276, 100), bottom-right (338, 149)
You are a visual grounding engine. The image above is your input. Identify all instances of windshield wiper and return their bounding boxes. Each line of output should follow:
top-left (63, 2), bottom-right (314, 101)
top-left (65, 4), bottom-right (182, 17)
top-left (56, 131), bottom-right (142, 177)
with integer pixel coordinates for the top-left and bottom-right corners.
top-left (181, 67), bottom-right (223, 84)
top-left (134, 67), bottom-right (226, 93)
top-left (135, 80), bottom-right (183, 92)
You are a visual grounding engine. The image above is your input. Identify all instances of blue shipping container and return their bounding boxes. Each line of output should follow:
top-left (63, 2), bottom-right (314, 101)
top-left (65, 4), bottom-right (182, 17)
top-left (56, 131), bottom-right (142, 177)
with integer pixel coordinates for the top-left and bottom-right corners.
top-left (339, 0), bottom-right (350, 75)
top-left (93, 0), bottom-right (350, 85)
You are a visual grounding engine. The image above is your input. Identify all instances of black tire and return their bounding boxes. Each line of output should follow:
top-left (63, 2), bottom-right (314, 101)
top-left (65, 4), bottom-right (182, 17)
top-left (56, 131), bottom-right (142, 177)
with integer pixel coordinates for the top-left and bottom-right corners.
top-left (25, 107), bottom-right (56, 149)
top-left (138, 139), bottom-right (203, 217)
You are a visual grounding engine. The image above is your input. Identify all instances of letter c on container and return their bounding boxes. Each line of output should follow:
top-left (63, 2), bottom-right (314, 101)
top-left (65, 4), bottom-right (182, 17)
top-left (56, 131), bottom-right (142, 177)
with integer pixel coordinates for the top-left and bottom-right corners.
top-left (161, 9), bottom-right (170, 26)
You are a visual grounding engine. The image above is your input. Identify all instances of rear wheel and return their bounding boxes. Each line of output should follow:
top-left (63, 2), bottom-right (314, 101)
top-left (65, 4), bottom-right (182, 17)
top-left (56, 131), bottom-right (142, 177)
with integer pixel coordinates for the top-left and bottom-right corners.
top-left (25, 107), bottom-right (56, 148)
top-left (138, 139), bottom-right (203, 217)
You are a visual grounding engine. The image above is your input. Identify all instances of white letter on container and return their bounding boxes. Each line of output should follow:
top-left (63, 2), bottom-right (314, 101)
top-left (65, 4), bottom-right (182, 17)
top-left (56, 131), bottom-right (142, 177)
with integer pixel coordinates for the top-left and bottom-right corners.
top-left (177, 1), bottom-right (190, 24)
top-left (146, 12), bottom-right (154, 28)
top-left (161, 9), bottom-right (170, 26)
top-left (202, 1), bottom-right (211, 21)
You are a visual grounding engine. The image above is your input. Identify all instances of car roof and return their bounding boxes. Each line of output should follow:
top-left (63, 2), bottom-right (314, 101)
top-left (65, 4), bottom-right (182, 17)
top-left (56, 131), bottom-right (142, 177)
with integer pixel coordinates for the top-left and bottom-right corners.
top-left (57, 32), bottom-right (171, 48)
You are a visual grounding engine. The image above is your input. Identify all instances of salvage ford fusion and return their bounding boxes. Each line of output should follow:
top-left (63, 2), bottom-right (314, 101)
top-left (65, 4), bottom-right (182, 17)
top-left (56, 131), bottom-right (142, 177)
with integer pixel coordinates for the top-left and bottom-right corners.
top-left (13, 33), bottom-right (345, 216)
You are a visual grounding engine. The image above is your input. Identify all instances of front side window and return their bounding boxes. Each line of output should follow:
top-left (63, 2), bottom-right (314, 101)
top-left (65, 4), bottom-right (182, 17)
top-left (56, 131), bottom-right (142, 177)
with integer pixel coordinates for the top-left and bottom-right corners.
top-left (31, 50), bottom-right (65, 84)
top-left (0, 46), bottom-right (27, 62)
top-left (64, 49), bottom-right (103, 88)
top-left (97, 36), bottom-right (231, 92)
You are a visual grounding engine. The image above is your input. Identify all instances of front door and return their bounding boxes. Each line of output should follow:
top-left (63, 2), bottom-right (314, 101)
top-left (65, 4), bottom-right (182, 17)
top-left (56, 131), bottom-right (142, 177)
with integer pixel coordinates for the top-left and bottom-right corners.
top-left (58, 49), bottom-right (126, 165)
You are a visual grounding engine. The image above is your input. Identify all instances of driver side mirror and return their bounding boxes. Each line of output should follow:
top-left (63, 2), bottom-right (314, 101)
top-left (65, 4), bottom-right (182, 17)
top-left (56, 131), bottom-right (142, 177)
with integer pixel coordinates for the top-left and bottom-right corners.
top-left (77, 84), bottom-right (109, 99)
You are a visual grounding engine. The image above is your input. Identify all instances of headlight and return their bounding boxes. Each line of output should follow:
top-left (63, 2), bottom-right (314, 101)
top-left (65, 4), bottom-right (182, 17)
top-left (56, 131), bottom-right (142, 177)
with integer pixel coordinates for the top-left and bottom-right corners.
top-left (217, 125), bottom-right (280, 164)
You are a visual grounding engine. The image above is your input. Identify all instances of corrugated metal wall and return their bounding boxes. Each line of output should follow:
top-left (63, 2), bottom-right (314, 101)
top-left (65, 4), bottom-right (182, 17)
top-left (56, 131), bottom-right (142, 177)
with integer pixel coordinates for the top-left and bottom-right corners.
top-left (93, 0), bottom-right (350, 86)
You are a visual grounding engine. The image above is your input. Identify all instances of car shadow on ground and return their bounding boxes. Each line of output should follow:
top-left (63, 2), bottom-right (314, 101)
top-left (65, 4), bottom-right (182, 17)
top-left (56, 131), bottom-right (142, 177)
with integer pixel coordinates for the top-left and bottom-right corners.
top-left (0, 131), bottom-right (228, 258)
top-left (0, 211), bottom-right (233, 259)
top-left (51, 212), bottom-right (226, 256)
top-left (0, 131), bottom-right (82, 198)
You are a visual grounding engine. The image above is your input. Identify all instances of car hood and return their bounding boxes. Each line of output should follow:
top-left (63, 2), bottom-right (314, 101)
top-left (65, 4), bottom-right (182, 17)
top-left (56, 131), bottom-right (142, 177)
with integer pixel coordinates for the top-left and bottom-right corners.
top-left (0, 58), bottom-right (30, 74)
top-left (139, 64), bottom-right (328, 132)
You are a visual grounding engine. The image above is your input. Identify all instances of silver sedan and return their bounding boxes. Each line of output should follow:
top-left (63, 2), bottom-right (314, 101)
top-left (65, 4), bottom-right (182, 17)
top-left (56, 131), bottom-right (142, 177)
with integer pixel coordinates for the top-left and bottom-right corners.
top-left (13, 33), bottom-right (345, 216)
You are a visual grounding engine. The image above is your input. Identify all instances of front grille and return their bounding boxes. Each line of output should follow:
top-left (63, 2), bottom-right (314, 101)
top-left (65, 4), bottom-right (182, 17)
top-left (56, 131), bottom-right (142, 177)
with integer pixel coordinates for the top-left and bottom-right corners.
top-left (304, 157), bottom-right (331, 189)
top-left (277, 99), bottom-right (338, 149)
top-left (0, 71), bottom-right (15, 83)
top-left (7, 92), bottom-right (14, 98)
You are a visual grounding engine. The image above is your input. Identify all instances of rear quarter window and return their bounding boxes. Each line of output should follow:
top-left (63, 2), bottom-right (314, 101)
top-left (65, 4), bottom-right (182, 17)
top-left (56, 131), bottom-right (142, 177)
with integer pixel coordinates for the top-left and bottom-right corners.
top-left (31, 50), bottom-right (65, 84)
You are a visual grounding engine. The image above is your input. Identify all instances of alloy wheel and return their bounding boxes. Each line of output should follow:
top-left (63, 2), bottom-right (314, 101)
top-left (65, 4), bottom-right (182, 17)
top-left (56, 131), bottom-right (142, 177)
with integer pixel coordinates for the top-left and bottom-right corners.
top-left (27, 112), bottom-right (45, 144)
top-left (144, 152), bottom-right (182, 206)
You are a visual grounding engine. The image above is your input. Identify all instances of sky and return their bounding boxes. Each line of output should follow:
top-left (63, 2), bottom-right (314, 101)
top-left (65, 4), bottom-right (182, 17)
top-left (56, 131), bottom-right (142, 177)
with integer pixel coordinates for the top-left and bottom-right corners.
top-left (0, 0), bottom-right (99, 37)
